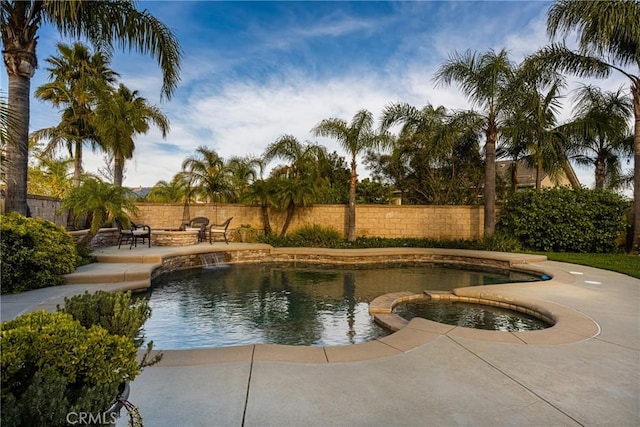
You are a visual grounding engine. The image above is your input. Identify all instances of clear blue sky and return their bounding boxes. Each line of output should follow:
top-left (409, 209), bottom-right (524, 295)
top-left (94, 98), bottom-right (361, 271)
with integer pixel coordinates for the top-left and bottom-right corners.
top-left (5, 0), bottom-right (631, 189)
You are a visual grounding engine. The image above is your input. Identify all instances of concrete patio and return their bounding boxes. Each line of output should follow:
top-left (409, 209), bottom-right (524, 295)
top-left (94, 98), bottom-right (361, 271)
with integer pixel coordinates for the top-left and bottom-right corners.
top-left (1, 245), bottom-right (638, 426)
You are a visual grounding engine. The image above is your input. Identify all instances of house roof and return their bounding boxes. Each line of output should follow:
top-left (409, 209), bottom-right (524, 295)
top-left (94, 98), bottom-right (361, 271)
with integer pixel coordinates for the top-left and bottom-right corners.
top-left (496, 160), bottom-right (580, 188)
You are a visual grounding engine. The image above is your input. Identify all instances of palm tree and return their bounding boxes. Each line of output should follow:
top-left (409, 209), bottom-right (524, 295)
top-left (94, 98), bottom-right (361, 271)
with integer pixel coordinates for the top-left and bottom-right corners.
top-left (226, 155), bottom-right (264, 201)
top-left (541, 0), bottom-right (639, 248)
top-left (434, 49), bottom-right (515, 236)
top-left (95, 83), bottom-right (169, 187)
top-left (1, 0), bottom-right (181, 216)
top-left (181, 146), bottom-right (234, 204)
top-left (312, 109), bottom-right (385, 241)
top-left (380, 102), bottom-right (484, 201)
top-left (566, 85), bottom-right (633, 190)
top-left (502, 67), bottom-right (572, 190)
top-left (61, 176), bottom-right (139, 247)
top-left (272, 176), bottom-right (318, 238)
top-left (147, 173), bottom-right (191, 203)
top-left (241, 178), bottom-right (278, 235)
top-left (263, 134), bottom-right (325, 237)
top-left (0, 90), bottom-right (16, 184)
top-left (32, 42), bottom-right (117, 187)
top-left (27, 155), bottom-right (73, 198)
top-left (264, 134), bottom-right (327, 179)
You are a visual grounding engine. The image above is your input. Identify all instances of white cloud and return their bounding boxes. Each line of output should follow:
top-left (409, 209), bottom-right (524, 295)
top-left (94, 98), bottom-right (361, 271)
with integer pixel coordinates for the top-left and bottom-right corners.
top-left (16, 1), bottom-right (635, 197)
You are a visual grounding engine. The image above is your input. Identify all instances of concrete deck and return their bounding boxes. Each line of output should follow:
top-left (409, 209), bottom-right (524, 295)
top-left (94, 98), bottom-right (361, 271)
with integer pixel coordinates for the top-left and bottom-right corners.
top-left (1, 245), bottom-right (638, 426)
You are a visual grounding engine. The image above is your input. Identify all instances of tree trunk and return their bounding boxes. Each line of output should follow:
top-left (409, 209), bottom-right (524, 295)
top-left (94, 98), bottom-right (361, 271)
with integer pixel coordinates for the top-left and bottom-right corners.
top-left (594, 156), bottom-right (606, 189)
top-left (5, 72), bottom-right (31, 216)
top-left (73, 139), bottom-right (83, 187)
top-left (3, 3), bottom-right (37, 216)
top-left (347, 157), bottom-right (357, 242)
top-left (632, 81), bottom-right (640, 252)
top-left (77, 230), bottom-right (96, 248)
top-left (484, 122), bottom-right (497, 237)
top-left (261, 205), bottom-right (272, 235)
top-left (535, 159), bottom-right (543, 191)
top-left (114, 153), bottom-right (124, 187)
top-left (280, 201), bottom-right (295, 238)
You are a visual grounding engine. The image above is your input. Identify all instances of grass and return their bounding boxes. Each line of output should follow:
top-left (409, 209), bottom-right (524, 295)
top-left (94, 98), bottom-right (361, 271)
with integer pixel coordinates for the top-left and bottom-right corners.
top-left (541, 252), bottom-right (640, 279)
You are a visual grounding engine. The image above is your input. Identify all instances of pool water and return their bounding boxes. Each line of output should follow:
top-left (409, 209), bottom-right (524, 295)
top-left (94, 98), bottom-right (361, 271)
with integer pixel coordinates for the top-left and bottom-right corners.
top-left (141, 263), bottom-right (540, 349)
top-left (393, 300), bottom-right (550, 331)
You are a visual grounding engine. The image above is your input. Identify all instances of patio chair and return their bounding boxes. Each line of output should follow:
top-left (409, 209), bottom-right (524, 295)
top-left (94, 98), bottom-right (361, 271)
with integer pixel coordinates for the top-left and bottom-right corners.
top-left (115, 218), bottom-right (151, 249)
top-left (209, 217), bottom-right (233, 244)
top-left (130, 221), bottom-right (151, 248)
top-left (187, 217), bottom-right (210, 242)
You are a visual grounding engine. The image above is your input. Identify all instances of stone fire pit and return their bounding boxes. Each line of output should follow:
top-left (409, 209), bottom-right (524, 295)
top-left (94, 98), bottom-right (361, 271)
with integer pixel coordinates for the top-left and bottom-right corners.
top-left (151, 229), bottom-right (200, 246)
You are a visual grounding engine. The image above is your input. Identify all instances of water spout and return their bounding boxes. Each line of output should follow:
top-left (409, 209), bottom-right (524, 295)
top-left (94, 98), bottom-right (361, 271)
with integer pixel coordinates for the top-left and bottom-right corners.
top-left (200, 253), bottom-right (227, 269)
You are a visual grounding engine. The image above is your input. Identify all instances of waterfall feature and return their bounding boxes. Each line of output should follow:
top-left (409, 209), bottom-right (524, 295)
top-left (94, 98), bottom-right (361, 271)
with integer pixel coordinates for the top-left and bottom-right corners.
top-left (200, 252), bottom-right (227, 269)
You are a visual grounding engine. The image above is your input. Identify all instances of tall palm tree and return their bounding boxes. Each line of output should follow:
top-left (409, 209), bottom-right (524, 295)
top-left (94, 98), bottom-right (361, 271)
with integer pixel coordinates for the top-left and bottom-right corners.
top-left (32, 42), bottom-right (117, 187)
top-left (95, 83), bottom-right (169, 187)
top-left (1, 0), bottom-right (181, 216)
top-left (0, 90), bottom-right (16, 183)
top-left (541, 0), bottom-right (639, 248)
top-left (312, 109), bottom-right (385, 242)
top-left (502, 71), bottom-right (571, 190)
top-left (434, 49), bottom-right (515, 236)
top-left (380, 102), bottom-right (484, 194)
top-left (566, 85), bottom-right (633, 190)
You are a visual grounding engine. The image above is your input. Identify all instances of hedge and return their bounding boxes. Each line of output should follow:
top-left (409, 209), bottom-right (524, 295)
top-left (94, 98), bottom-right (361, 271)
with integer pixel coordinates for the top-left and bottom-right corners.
top-left (1, 213), bottom-right (79, 294)
top-left (497, 188), bottom-right (628, 253)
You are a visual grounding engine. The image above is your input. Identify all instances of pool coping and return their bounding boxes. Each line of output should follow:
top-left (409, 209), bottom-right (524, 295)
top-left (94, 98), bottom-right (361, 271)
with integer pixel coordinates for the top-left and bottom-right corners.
top-left (7, 244), bottom-right (601, 365)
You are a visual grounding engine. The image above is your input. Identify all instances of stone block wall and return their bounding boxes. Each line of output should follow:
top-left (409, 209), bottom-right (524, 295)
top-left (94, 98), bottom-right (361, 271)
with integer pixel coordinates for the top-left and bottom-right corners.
top-left (132, 203), bottom-right (262, 231)
top-left (2, 195), bottom-right (485, 241)
top-left (132, 203), bottom-right (485, 240)
top-left (0, 194), bottom-right (66, 227)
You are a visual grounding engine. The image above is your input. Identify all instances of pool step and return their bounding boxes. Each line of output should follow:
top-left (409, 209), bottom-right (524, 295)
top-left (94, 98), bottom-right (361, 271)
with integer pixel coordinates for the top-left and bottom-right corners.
top-left (64, 262), bottom-right (157, 287)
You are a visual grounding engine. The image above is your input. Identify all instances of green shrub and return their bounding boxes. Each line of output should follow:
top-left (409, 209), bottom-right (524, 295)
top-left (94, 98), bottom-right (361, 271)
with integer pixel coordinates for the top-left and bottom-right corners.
top-left (476, 232), bottom-right (522, 252)
top-left (232, 224), bottom-right (259, 243)
top-left (259, 224), bottom-right (344, 247)
top-left (60, 291), bottom-right (162, 367)
top-left (61, 291), bottom-right (149, 347)
top-left (258, 232), bottom-right (521, 252)
top-left (497, 188), bottom-right (628, 253)
top-left (1, 311), bottom-right (139, 427)
top-left (75, 244), bottom-right (98, 267)
top-left (289, 224), bottom-right (343, 247)
top-left (1, 213), bottom-right (79, 294)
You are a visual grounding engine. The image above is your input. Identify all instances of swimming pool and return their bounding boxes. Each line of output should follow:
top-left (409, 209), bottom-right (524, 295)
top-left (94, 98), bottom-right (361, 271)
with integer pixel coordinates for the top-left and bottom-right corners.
top-left (141, 262), bottom-right (540, 349)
